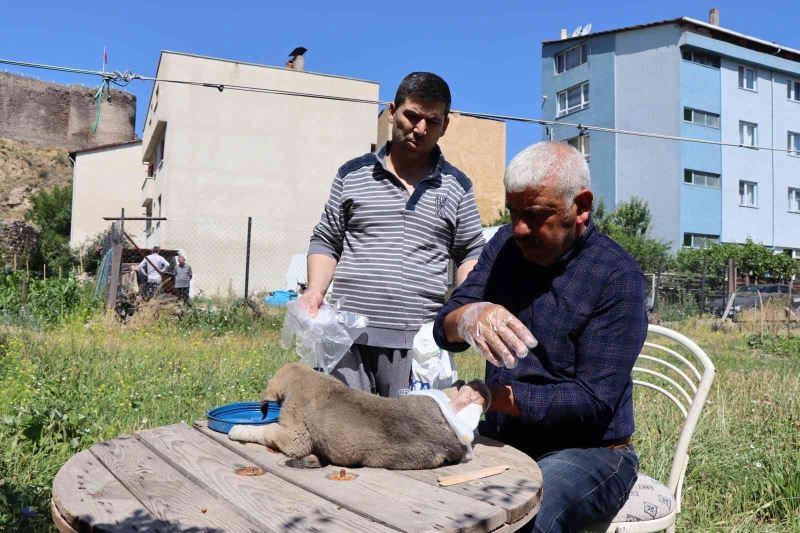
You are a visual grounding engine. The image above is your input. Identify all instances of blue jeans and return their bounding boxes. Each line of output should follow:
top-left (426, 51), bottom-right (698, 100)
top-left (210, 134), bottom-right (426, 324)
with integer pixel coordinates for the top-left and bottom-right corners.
top-left (520, 445), bottom-right (639, 533)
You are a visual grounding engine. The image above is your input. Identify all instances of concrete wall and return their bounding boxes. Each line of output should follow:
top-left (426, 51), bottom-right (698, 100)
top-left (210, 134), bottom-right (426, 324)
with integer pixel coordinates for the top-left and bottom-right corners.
top-left (70, 141), bottom-right (146, 248)
top-left (0, 72), bottom-right (136, 151)
top-left (679, 49), bottom-right (722, 240)
top-left (720, 56), bottom-right (774, 246)
top-left (614, 25), bottom-right (684, 248)
top-left (683, 31), bottom-right (800, 252)
top-left (542, 33), bottom-right (616, 207)
top-left (378, 109), bottom-right (507, 224)
top-left (140, 52), bottom-right (379, 295)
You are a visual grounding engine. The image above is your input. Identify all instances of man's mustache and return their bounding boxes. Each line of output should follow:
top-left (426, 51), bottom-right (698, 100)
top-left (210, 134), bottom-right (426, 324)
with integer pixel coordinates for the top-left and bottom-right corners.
top-left (515, 236), bottom-right (541, 248)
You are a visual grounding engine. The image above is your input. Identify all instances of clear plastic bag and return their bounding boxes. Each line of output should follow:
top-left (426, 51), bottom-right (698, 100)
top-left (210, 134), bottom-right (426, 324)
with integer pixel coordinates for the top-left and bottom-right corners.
top-left (281, 299), bottom-right (369, 374)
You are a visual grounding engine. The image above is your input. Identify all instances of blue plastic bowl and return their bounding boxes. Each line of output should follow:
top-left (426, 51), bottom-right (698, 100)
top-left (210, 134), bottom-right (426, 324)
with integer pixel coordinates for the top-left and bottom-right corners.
top-left (207, 401), bottom-right (280, 434)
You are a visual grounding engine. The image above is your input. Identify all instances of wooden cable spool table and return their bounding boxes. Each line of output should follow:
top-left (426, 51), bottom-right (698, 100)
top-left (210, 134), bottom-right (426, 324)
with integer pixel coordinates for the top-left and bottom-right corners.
top-left (52, 421), bottom-right (542, 532)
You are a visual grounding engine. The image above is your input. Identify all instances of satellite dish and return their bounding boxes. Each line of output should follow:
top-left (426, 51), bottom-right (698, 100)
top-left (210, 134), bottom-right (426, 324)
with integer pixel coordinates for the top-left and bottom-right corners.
top-left (579, 23), bottom-right (592, 36)
top-left (572, 26), bottom-right (582, 37)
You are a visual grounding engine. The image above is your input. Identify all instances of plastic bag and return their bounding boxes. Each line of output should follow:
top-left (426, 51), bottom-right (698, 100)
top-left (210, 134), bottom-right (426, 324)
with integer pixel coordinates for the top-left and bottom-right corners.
top-left (410, 322), bottom-right (458, 391)
top-left (281, 299), bottom-right (368, 374)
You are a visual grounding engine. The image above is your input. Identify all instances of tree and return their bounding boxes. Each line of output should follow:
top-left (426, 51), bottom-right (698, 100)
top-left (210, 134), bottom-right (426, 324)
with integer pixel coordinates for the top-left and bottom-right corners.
top-left (24, 184), bottom-right (73, 272)
top-left (611, 196), bottom-right (651, 237)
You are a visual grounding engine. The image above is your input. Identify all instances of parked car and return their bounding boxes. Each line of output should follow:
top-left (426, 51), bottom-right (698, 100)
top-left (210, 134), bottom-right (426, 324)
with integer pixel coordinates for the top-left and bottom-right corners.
top-left (706, 284), bottom-right (800, 318)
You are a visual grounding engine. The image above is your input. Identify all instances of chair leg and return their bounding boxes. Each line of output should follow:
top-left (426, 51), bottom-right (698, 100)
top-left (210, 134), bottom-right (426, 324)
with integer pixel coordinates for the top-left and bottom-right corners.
top-left (666, 525), bottom-right (675, 533)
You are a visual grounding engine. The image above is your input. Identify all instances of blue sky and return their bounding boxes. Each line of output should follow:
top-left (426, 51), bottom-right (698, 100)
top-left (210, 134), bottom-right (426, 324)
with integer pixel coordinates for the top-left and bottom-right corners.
top-left (2, 0), bottom-right (799, 161)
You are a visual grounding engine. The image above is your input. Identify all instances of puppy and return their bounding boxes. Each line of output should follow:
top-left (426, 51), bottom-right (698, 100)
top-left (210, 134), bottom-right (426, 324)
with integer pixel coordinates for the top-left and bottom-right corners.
top-left (229, 363), bottom-right (490, 470)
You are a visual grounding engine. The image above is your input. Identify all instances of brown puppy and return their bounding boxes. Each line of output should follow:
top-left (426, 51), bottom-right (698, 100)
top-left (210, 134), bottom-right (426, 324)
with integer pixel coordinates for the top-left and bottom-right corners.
top-left (229, 363), bottom-right (490, 470)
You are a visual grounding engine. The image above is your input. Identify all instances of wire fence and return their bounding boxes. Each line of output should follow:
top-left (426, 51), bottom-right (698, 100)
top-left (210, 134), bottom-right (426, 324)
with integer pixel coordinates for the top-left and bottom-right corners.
top-left (98, 216), bottom-right (311, 304)
top-left (87, 214), bottom-right (799, 325)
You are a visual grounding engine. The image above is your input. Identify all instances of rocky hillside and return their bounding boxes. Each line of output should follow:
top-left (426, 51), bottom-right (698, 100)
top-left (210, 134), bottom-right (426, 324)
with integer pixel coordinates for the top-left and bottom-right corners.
top-left (0, 137), bottom-right (72, 220)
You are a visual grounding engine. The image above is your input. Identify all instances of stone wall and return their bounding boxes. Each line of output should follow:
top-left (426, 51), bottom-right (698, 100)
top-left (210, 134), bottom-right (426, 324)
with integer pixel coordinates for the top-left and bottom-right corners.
top-left (0, 220), bottom-right (39, 268)
top-left (0, 72), bottom-right (136, 151)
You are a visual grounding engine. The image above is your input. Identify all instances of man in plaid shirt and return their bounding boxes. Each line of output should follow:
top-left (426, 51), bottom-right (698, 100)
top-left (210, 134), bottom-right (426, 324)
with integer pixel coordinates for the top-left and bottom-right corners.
top-left (434, 141), bottom-right (648, 532)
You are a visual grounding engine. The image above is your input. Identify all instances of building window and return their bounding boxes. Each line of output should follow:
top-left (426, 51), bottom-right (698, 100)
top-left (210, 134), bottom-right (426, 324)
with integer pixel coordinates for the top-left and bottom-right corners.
top-left (788, 79), bottom-right (800, 102)
top-left (683, 107), bottom-right (720, 128)
top-left (683, 233), bottom-right (719, 248)
top-left (789, 187), bottom-right (800, 212)
top-left (557, 82), bottom-right (589, 117)
top-left (681, 48), bottom-right (720, 68)
top-left (684, 169), bottom-right (721, 188)
top-left (739, 180), bottom-right (758, 207)
top-left (788, 132), bottom-right (800, 156)
top-left (738, 66), bottom-right (757, 91)
top-left (555, 43), bottom-right (588, 74)
top-left (739, 121), bottom-right (758, 148)
top-left (565, 135), bottom-right (590, 160)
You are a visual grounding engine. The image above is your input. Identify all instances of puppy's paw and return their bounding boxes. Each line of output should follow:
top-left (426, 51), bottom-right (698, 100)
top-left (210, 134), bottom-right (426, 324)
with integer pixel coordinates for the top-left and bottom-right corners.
top-left (228, 424), bottom-right (265, 443)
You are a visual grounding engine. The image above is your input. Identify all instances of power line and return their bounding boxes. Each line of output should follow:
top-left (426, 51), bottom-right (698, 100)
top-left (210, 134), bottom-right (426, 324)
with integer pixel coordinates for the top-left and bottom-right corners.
top-left (2, 56), bottom-right (799, 154)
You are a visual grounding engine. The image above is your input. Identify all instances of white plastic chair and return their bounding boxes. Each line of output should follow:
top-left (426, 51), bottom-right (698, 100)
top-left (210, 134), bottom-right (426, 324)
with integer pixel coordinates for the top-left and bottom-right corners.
top-left (598, 324), bottom-right (716, 533)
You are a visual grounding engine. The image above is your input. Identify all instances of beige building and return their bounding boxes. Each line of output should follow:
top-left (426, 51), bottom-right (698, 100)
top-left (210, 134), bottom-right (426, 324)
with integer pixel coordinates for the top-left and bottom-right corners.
top-left (377, 109), bottom-right (506, 225)
top-left (139, 51), bottom-right (379, 296)
top-left (69, 140), bottom-right (145, 248)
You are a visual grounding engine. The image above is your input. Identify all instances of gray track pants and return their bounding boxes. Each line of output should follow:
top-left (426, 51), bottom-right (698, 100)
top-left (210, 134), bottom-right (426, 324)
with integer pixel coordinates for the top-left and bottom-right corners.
top-left (330, 344), bottom-right (413, 398)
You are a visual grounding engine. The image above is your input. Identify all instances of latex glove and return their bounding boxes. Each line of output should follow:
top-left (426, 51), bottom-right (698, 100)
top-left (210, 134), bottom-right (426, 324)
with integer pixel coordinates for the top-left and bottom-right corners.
top-left (297, 289), bottom-right (324, 318)
top-left (457, 302), bottom-right (538, 368)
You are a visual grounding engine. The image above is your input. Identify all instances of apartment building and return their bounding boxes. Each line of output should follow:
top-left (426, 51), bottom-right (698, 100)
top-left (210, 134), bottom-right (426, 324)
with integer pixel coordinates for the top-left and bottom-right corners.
top-left (541, 10), bottom-right (800, 255)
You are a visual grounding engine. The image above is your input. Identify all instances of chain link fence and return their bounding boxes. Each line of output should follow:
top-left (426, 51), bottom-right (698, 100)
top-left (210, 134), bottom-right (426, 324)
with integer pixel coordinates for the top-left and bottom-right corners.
top-left (98, 216), bottom-right (311, 306)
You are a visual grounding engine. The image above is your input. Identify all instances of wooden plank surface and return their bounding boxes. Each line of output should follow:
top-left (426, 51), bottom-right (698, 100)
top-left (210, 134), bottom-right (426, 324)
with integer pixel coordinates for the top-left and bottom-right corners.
top-left (137, 423), bottom-right (396, 533)
top-left (398, 440), bottom-right (542, 523)
top-left (51, 448), bottom-right (169, 532)
top-left (196, 421), bottom-right (508, 533)
top-left (90, 435), bottom-right (264, 532)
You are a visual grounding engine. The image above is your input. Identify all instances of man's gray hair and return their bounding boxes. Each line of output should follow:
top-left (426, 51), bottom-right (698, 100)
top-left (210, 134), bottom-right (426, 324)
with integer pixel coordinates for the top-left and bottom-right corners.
top-left (503, 141), bottom-right (590, 208)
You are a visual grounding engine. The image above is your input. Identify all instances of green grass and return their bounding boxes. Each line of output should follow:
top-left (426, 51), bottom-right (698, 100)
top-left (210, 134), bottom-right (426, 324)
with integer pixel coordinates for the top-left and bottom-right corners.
top-left (0, 311), bottom-right (798, 531)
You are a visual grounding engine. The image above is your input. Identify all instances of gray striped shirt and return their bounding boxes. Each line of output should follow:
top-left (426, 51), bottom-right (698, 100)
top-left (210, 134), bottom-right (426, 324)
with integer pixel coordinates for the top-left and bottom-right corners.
top-left (309, 143), bottom-right (485, 349)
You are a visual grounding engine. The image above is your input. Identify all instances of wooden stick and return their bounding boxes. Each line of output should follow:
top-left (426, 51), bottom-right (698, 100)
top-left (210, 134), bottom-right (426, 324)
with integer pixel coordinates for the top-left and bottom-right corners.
top-left (437, 465), bottom-right (510, 487)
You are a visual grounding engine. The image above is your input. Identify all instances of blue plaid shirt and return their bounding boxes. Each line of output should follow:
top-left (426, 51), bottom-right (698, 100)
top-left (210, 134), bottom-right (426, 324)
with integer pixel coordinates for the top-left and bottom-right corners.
top-left (434, 219), bottom-right (648, 458)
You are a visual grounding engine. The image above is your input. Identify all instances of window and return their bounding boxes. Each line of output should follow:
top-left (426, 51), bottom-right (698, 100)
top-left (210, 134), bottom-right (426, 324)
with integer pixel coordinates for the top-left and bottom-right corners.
top-left (789, 132), bottom-right (800, 156)
top-left (788, 79), bottom-right (800, 102)
top-left (555, 43), bottom-right (588, 74)
top-left (681, 48), bottom-right (720, 68)
top-left (738, 66), bottom-right (757, 91)
top-left (683, 233), bottom-right (719, 248)
top-left (565, 135), bottom-right (590, 160)
top-left (683, 107), bottom-right (720, 128)
top-left (684, 169), bottom-right (721, 188)
top-left (739, 121), bottom-right (758, 148)
top-left (789, 187), bottom-right (800, 212)
top-left (557, 82), bottom-right (589, 117)
top-left (739, 180), bottom-right (758, 207)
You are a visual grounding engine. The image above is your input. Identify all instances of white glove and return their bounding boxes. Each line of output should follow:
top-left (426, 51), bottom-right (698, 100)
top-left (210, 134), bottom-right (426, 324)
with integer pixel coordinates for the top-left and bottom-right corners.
top-left (457, 302), bottom-right (538, 369)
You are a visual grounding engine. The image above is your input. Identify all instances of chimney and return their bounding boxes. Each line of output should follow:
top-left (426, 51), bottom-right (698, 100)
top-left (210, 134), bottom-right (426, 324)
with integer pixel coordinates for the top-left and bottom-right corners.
top-left (560, 28), bottom-right (568, 40)
top-left (286, 47), bottom-right (307, 71)
top-left (709, 8), bottom-right (720, 26)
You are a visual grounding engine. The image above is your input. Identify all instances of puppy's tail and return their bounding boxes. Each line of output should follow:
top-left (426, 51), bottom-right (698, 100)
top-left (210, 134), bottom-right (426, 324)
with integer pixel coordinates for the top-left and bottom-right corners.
top-left (285, 454), bottom-right (322, 469)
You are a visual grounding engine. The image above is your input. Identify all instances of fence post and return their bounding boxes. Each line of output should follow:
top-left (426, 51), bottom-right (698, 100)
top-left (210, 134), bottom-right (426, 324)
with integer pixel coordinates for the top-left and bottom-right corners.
top-left (652, 256), bottom-right (664, 314)
top-left (244, 216), bottom-right (252, 300)
top-left (106, 222), bottom-right (123, 310)
top-left (699, 255), bottom-right (708, 316)
top-left (727, 258), bottom-right (737, 300)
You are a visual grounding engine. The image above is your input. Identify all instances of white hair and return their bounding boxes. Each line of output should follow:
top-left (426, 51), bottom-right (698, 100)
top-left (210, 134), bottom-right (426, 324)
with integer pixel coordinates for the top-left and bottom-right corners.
top-left (503, 141), bottom-right (590, 209)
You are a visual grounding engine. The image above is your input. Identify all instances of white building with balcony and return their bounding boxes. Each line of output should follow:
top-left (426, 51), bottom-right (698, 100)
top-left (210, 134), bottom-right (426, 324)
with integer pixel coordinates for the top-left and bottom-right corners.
top-left (139, 50), bottom-right (380, 295)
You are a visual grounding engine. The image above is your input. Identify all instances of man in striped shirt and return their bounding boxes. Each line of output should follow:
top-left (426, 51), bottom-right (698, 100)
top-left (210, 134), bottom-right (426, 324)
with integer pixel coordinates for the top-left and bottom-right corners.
top-left (302, 72), bottom-right (485, 397)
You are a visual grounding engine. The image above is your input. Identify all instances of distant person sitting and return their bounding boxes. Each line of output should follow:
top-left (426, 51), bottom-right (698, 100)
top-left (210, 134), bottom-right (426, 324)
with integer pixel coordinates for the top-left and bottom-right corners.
top-left (174, 254), bottom-right (193, 303)
top-left (137, 246), bottom-right (170, 301)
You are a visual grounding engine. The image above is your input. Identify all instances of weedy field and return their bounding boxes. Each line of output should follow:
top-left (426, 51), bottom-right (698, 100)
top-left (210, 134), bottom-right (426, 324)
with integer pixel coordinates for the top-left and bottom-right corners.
top-left (0, 296), bottom-right (798, 531)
